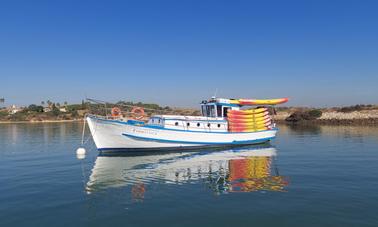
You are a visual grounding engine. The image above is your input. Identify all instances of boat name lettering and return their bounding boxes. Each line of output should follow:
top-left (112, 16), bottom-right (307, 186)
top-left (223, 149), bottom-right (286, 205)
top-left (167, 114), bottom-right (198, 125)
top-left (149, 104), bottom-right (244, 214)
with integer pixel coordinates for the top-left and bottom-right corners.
top-left (131, 127), bottom-right (158, 135)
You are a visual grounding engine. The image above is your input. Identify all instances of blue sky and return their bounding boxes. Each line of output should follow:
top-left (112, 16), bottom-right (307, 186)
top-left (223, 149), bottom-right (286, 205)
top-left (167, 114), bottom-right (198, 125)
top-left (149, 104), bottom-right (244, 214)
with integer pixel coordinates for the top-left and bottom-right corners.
top-left (1, 0), bottom-right (377, 107)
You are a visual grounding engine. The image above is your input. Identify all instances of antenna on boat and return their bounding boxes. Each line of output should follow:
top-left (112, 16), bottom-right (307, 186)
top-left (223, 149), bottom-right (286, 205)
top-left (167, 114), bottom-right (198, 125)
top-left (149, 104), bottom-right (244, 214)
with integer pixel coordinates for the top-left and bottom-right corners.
top-left (212, 88), bottom-right (218, 99)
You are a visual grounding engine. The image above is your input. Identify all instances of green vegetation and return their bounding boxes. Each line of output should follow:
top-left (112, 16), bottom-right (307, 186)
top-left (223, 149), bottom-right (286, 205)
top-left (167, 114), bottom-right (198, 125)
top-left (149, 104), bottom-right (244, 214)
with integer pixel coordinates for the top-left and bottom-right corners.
top-left (337, 104), bottom-right (373, 113)
top-left (27, 104), bottom-right (44, 113)
top-left (308, 109), bottom-right (322, 118)
top-left (0, 100), bottom-right (87, 122)
top-left (0, 111), bottom-right (8, 118)
top-left (51, 104), bottom-right (60, 116)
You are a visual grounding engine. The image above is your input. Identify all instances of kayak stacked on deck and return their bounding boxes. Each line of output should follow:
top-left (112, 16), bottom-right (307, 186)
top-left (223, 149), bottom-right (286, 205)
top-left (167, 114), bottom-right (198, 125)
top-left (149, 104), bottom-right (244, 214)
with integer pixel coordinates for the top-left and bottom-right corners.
top-left (228, 108), bottom-right (272, 132)
top-left (229, 98), bottom-right (289, 106)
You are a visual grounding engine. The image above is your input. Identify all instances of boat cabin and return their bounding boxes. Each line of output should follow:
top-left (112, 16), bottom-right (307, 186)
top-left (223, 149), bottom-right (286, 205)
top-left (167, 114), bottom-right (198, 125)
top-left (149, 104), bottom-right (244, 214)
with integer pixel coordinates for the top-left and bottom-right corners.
top-left (200, 97), bottom-right (240, 118)
top-left (145, 98), bottom-right (242, 133)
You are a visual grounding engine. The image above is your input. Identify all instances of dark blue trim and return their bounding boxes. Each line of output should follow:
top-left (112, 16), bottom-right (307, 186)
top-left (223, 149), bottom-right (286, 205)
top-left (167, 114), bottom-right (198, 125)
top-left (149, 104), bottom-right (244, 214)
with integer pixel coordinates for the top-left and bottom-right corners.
top-left (216, 102), bottom-right (241, 107)
top-left (122, 133), bottom-right (275, 145)
top-left (126, 119), bottom-right (145, 125)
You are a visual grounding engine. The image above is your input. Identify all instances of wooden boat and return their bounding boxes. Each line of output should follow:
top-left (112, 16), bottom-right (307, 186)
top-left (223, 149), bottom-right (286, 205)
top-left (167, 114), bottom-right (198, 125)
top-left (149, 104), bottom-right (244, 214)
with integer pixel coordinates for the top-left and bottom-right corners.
top-left (86, 97), bottom-right (288, 152)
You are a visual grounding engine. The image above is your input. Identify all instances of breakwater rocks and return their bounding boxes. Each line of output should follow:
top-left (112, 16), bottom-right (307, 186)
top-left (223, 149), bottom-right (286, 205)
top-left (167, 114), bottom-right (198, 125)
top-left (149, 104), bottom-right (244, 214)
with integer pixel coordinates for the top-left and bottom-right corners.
top-left (275, 109), bottom-right (378, 125)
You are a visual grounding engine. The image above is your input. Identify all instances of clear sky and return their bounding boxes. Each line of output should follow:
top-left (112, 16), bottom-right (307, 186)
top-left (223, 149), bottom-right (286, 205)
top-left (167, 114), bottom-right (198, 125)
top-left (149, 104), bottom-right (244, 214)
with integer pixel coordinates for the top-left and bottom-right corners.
top-left (1, 0), bottom-right (377, 108)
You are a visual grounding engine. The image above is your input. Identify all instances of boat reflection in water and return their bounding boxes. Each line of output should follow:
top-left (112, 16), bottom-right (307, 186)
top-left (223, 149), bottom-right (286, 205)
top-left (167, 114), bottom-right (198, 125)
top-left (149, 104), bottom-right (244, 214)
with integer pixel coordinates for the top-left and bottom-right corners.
top-left (86, 145), bottom-right (289, 199)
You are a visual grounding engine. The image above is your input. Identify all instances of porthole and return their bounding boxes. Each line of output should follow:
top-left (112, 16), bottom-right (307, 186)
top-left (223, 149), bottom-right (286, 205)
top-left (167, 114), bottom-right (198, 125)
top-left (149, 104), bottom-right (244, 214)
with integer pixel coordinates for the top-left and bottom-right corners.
top-left (197, 123), bottom-right (200, 127)
top-left (187, 122), bottom-right (190, 127)
top-left (175, 122), bottom-right (179, 126)
top-left (217, 124), bottom-right (221, 128)
top-left (207, 123), bottom-right (211, 127)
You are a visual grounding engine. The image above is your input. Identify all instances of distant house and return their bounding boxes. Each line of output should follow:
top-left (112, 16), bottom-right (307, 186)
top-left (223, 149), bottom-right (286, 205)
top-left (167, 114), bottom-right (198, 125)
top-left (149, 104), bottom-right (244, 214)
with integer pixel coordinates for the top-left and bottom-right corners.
top-left (59, 107), bottom-right (67, 113)
top-left (43, 107), bottom-right (52, 113)
top-left (8, 105), bottom-right (22, 114)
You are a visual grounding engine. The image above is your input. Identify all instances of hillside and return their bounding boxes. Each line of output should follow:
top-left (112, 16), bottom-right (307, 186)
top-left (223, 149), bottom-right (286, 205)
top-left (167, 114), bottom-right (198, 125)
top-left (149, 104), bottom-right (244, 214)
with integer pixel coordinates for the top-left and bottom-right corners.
top-left (1, 102), bottom-right (378, 125)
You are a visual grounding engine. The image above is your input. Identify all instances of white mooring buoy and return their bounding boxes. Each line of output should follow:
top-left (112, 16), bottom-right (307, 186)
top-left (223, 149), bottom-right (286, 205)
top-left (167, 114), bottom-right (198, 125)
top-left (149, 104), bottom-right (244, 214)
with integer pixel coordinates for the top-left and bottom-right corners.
top-left (77, 116), bottom-right (88, 160)
top-left (76, 147), bottom-right (86, 160)
top-left (76, 147), bottom-right (86, 155)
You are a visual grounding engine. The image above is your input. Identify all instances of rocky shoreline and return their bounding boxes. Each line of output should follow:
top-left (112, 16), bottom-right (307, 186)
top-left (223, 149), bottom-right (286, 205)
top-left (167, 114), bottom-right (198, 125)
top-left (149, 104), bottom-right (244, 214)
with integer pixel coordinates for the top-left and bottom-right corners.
top-left (276, 118), bottom-right (378, 125)
top-left (274, 109), bottom-right (378, 125)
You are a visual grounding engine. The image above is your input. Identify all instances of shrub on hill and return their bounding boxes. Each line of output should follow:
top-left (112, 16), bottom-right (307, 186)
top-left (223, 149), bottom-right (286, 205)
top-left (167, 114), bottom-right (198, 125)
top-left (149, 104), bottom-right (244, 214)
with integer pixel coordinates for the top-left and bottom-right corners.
top-left (285, 109), bottom-right (323, 122)
top-left (27, 104), bottom-right (44, 113)
top-left (308, 109), bottom-right (322, 118)
top-left (0, 111), bottom-right (8, 120)
top-left (337, 104), bottom-right (377, 113)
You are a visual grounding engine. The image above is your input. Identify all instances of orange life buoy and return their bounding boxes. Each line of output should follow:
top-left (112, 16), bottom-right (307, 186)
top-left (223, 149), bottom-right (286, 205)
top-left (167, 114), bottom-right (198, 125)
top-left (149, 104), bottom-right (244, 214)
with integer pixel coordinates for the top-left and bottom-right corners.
top-left (131, 107), bottom-right (145, 120)
top-left (111, 107), bottom-right (121, 118)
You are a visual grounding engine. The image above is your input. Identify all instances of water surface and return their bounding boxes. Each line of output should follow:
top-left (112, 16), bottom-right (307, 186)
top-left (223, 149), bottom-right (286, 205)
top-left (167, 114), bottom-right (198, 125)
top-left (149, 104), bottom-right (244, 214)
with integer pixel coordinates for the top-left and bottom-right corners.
top-left (0, 123), bottom-right (377, 226)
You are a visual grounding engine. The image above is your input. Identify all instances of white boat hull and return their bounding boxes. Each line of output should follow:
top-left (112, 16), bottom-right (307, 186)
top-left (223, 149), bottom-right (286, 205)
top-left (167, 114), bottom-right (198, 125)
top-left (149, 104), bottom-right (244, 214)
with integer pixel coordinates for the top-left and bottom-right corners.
top-left (86, 116), bottom-right (277, 151)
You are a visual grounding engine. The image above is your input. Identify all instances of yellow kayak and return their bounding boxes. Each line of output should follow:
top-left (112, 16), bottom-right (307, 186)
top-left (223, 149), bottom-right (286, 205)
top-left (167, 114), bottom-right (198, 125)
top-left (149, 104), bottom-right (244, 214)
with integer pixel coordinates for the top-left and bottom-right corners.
top-left (229, 126), bottom-right (269, 132)
top-left (227, 111), bottom-right (269, 119)
top-left (228, 108), bottom-right (268, 115)
top-left (230, 98), bottom-right (289, 105)
top-left (228, 119), bottom-right (271, 127)
top-left (228, 116), bottom-right (271, 124)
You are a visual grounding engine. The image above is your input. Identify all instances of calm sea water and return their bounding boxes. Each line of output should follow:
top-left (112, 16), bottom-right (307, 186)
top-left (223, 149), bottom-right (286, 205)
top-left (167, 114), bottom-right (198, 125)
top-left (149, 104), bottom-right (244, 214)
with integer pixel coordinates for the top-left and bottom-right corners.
top-left (0, 122), bottom-right (377, 227)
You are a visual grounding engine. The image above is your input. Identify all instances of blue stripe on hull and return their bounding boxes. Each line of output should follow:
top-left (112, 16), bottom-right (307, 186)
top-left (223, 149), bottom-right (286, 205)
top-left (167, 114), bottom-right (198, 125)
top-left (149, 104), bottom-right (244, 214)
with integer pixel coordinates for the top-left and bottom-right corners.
top-left (122, 133), bottom-right (275, 145)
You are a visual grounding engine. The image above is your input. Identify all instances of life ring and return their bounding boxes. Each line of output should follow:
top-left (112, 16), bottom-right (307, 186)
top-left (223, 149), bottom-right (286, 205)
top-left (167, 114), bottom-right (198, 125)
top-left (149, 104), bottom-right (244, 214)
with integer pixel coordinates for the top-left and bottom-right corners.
top-left (111, 107), bottom-right (121, 118)
top-left (131, 107), bottom-right (145, 120)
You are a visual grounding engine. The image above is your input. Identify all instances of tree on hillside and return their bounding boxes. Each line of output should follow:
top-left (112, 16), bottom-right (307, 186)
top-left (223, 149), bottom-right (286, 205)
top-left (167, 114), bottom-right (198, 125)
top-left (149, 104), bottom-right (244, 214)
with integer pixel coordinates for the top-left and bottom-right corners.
top-left (28, 104), bottom-right (44, 113)
top-left (64, 101), bottom-right (68, 107)
top-left (51, 104), bottom-right (60, 116)
top-left (41, 101), bottom-right (45, 106)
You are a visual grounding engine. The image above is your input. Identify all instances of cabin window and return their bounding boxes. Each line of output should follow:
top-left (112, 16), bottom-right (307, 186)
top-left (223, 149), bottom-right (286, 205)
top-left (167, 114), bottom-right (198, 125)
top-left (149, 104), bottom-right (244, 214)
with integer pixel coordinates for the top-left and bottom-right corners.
top-left (175, 122), bottom-right (179, 126)
top-left (207, 123), bottom-right (211, 127)
top-left (187, 122), bottom-right (190, 127)
top-left (202, 104), bottom-right (217, 117)
top-left (210, 106), bottom-right (216, 117)
top-left (197, 123), bottom-right (200, 127)
top-left (217, 105), bottom-right (222, 117)
top-left (201, 106), bottom-right (207, 116)
top-left (158, 119), bottom-right (161, 123)
top-left (223, 107), bottom-right (229, 117)
top-left (217, 124), bottom-right (221, 128)
top-left (205, 105), bottom-right (216, 117)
